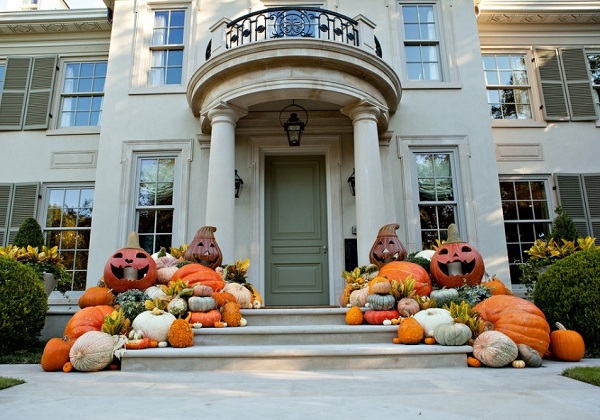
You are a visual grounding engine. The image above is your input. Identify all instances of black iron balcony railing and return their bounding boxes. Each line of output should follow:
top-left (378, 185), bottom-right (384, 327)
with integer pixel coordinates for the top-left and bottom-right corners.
top-left (206, 7), bottom-right (382, 60)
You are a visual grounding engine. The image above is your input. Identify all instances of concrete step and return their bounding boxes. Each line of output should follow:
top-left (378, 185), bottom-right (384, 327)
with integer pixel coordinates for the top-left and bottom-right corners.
top-left (239, 307), bottom-right (350, 326)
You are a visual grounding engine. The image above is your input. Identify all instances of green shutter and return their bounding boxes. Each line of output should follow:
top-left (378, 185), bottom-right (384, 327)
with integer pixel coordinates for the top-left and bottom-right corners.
top-left (0, 185), bottom-right (11, 246)
top-left (24, 56), bottom-right (57, 130)
top-left (560, 49), bottom-right (598, 121)
top-left (583, 174), bottom-right (600, 242)
top-left (7, 183), bottom-right (39, 244)
top-left (0, 57), bottom-right (32, 130)
top-left (535, 48), bottom-right (569, 121)
top-left (554, 174), bottom-right (590, 237)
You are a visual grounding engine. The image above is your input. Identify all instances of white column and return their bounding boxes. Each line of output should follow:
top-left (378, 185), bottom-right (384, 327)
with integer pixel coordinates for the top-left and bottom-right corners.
top-left (342, 100), bottom-right (388, 265)
top-left (203, 102), bottom-right (247, 263)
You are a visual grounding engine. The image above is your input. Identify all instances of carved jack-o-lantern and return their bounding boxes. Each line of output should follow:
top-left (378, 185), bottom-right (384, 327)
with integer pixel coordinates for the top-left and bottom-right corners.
top-left (430, 224), bottom-right (485, 288)
top-left (183, 226), bottom-right (223, 269)
top-left (369, 223), bottom-right (407, 268)
top-left (103, 232), bottom-right (157, 293)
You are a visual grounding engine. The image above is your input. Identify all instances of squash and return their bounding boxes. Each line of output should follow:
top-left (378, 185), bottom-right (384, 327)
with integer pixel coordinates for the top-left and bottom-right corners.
top-left (467, 356), bottom-right (481, 367)
top-left (132, 308), bottom-right (176, 342)
top-left (472, 330), bottom-right (518, 368)
top-left (396, 317), bottom-right (424, 345)
top-left (188, 309), bottom-right (221, 327)
top-left (367, 293), bottom-right (395, 311)
top-left (363, 309), bottom-right (400, 325)
top-left (63, 305), bottom-right (115, 343)
top-left (429, 288), bottom-right (458, 306)
top-left (41, 336), bottom-right (72, 372)
top-left (396, 297), bottom-right (420, 317)
top-left (413, 308), bottom-right (454, 337)
top-left (369, 276), bottom-right (392, 295)
top-left (144, 285), bottom-right (168, 300)
top-left (155, 255), bottom-right (180, 284)
top-left (193, 284), bottom-right (214, 297)
top-left (221, 301), bottom-right (242, 327)
top-left (69, 331), bottom-right (124, 372)
top-left (167, 319), bottom-right (195, 348)
top-left (473, 295), bottom-right (550, 357)
top-left (222, 282), bottom-right (253, 309)
top-left (78, 287), bottom-right (114, 309)
top-left (173, 263), bottom-right (225, 292)
top-left (378, 261), bottom-right (432, 296)
top-left (167, 297), bottom-right (188, 317)
top-left (512, 360), bottom-right (526, 368)
top-left (481, 277), bottom-right (512, 295)
top-left (423, 337), bottom-right (437, 345)
top-left (348, 287), bottom-right (369, 307)
top-left (212, 291), bottom-right (237, 308)
top-left (550, 322), bottom-right (585, 362)
top-left (433, 322), bottom-right (472, 346)
top-left (345, 306), bottom-right (364, 325)
top-left (517, 343), bottom-right (543, 368)
top-left (187, 296), bottom-right (216, 312)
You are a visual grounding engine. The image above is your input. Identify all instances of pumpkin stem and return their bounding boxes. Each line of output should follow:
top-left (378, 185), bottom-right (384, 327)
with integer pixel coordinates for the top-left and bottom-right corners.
top-left (377, 223), bottom-right (400, 236)
top-left (445, 224), bottom-right (463, 244)
top-left (555, 322), bottom-right (566, 330)
top-left (124, 232), bottom-right (142, 249)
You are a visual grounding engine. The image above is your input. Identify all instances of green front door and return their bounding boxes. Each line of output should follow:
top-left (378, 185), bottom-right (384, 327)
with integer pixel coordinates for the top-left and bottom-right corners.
top-left (265, 155), bottom-right (329, 306)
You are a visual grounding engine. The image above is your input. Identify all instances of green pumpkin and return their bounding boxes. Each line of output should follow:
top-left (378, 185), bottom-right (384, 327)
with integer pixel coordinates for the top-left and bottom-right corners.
top-left (367, 293), bottom-right (396, 311)
top-left (187, 296), bottom-right (216, 312)
top-left (430, 288), bottom-right (459, 306)
top-left (517, 343), bottom-right (543, 368)
top-left (433, 322), bottom-right (472, 346)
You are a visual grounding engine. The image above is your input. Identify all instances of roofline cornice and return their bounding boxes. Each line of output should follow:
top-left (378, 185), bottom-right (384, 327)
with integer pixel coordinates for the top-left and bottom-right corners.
top-left (0, 9), bottom-right (111, 35)
top-left (474, 0), bottom-right (600, 23)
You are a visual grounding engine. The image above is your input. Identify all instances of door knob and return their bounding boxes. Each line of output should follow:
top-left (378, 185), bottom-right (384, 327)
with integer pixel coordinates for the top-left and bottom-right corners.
top-left (322, 246), bottom-right (328, 254)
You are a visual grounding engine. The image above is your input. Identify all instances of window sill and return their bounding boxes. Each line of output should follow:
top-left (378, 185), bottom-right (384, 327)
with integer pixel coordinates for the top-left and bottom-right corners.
top-left (401, 81), bottom-right (463, 90)
top-left (46, 127), bottom-right (101, 136)
top-left (129, 85), bottom-right (187, 95)
top-left (491, 120), bottom-right (548, 128)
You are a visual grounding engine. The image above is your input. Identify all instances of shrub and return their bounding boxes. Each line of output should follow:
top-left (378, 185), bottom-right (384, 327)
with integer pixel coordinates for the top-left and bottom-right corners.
top-left (533, 248), bottom-right (600, 357)
top-left (549, 206), bottom-right (579, 243)
top-left (0, 256), bottom-right (48, 351)
top-left (13, 217), bottom-right (45, 248)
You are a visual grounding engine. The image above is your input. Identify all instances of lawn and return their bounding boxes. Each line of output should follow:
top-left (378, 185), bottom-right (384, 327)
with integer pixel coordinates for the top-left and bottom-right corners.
top-left (562, 366), bottom-right (600, 387)
top-left (0, 377), bottom-right (25, 390)
top-left (0, 341), bottom-right (45, 364)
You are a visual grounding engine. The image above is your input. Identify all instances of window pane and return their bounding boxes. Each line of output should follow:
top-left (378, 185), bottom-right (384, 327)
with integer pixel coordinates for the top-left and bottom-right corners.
top-left (419, 206), bottom-right (438, 229)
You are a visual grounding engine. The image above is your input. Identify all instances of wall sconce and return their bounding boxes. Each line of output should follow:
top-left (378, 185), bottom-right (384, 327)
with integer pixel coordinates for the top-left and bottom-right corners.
top-left (279, 100), bottom-right (308, 146)
top-left (347, 168), bottom-right (356, 196)
top-left (235, 170), bottom-right (243, 198)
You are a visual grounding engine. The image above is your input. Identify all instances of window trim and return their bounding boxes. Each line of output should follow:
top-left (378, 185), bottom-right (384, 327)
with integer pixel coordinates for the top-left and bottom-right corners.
top-left (394, 0), bottom-right (460, 88)
top-left (584, 50), bottom-right (600, 125)
top-left (131, 1), bottom-right (193, 93)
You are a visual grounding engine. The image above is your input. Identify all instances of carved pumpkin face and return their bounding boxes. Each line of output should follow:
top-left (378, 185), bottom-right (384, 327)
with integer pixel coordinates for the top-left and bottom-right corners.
top-left (103, 233), bottom-right (157, 293)
top-left (429, 223), bottom-right (485, 288)
top-left (430, 242), bottom-right (485, 288)
top-left (183, 226), bottom-right (223, 269)
top-left (369, 223), bottom-right (408, 268)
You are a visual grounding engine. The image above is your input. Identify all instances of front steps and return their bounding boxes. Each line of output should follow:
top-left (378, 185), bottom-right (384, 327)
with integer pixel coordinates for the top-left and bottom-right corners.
top-left (120, 308), bottom-right (472, 371)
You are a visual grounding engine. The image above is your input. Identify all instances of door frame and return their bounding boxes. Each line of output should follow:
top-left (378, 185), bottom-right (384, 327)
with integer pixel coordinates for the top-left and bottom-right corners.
top-left (249, 135), bottom-right (344, 306)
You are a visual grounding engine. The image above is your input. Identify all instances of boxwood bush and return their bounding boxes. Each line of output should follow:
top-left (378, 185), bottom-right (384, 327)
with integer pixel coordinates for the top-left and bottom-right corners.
top-left (0, 256), bottom-right (48, 351)
top-left (533, 248), bottom-right (600, 357)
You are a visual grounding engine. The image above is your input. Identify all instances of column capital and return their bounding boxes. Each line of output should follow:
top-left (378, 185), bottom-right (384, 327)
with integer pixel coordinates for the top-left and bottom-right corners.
top-left (340, 99), bottom-right (385, 121)
top-left (200, 101), bottom-right (248, 132)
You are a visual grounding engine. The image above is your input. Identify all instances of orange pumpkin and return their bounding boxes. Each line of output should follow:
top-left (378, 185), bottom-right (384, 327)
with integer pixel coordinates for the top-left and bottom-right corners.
top-left (172, 263), bottom-right (224, 292)
top-left (550, 322), bottom-right (585, 362)
top-left (188, 309), bottom-right (221, 327)
top-left (473, 295), bottom-right (550, 356)
top-left (78, 286), bottom-right (115, 309)
top-left (430, 224), bottom-right (485, 288)
top-left (378, 261), bottom-right (432, 296)
top-left (103, 232), bottom-right (157, 293)
top-left (481, 277), bottom-right (511, 296)
top-left (369, 223), bottom-right (407, 268)
top-left (211, 291), bottom-right (238, 308)
top-left (41, 336), bottom-right (72, 372)
top-left (183, 226), bottom-right (223, 269)
top-left (63, 305), bottom-right (115, 343)
top-left (363, 309), bottom-right (400, 325)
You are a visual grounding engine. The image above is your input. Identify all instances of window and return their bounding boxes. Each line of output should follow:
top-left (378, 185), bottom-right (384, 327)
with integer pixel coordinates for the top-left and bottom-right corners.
top-left (499, 179), bottom-right (551, 284)
top-left (401, 4), bottom-right (441, 81)
top-left (587, 53), bottom-right (600, 117)
top-left (43, 186), bottom-right (94, 291)
top-left (150, 9), bottom-right (185, 86)
top-left (59, 61), bottom-right (107, 128)
top-left (0, 56), bottom-right (57, 130)
top-left (414, 152), bottom-right (458, 248)
top-left (135, 157), bottom-right (176, 253)
top-left (483, 53), bottom-right (532, 119)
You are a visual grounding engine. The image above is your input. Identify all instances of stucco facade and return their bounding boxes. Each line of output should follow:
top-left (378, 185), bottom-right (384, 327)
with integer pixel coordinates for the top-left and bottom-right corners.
top-left (1, 0), bottom-right (598, 306)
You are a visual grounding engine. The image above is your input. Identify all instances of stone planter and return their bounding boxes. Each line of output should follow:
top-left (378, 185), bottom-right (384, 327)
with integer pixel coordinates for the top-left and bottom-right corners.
top-left (43, 272), bottom-right (58, 298)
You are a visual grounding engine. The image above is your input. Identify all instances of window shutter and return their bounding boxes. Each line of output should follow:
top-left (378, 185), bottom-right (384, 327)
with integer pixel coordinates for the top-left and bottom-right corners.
top-left (0, 57), bottom-right (32, 130)
top-left (554, 174), bottom-right (590, 237)
top-left (560, 49), bottom-right (597, 121)
top-left (535, 48), bottom-right (569, 121)
top-left (7, 183), bottom-right (39, 244)
top-left (24, 56), bottom-right (57, 130)
top-left (582, 174), bottom-right (600, 242)
top-left (0, 185), bottom-right (11, 246)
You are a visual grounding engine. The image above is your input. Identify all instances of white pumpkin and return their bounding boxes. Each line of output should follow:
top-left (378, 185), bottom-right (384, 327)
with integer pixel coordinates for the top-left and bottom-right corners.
top-left (69, 331), bottom-right (123, 372)
top-left (413, 308), bottom-right (454, 337)
top-left (132, 308), bottom-right (176, 342)
top-left (349, 287), bottom-right (369, 307)
top-left (145, 285), bottom-right (168, 300)
top-left (415, 249), bottom-right (435, 261)
top-left (154, 255), bottom-right (180, 284)
top-left (222, 282), bottom-right (253, 309)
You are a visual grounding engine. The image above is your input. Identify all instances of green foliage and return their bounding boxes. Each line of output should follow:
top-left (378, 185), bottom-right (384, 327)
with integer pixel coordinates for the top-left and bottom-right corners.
top-left (549, 206), bottom-right (579, 243)
top-left (114, 289), bottom-right (147, 322)
top-left (0, 377), bottom-right (26, 390)
top-left (447, 283), bottom-right (492, 307)
top-left (13, 217), bottom-right (45, 248)
top-left (406, 252), bottom-right (431, 274)
top-left (533, 249), bottom-right (600, 357)
top-left (0, 256), bottom-right (48, 351)
top-left (0, 340), bottom-right (45, 364)
top-left (562, 367), bottom-right (600, 387)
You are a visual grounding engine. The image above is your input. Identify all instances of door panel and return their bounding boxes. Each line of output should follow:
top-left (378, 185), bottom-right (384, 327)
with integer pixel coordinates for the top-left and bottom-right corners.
top-left (265, 155), bottom-right (329, 306)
